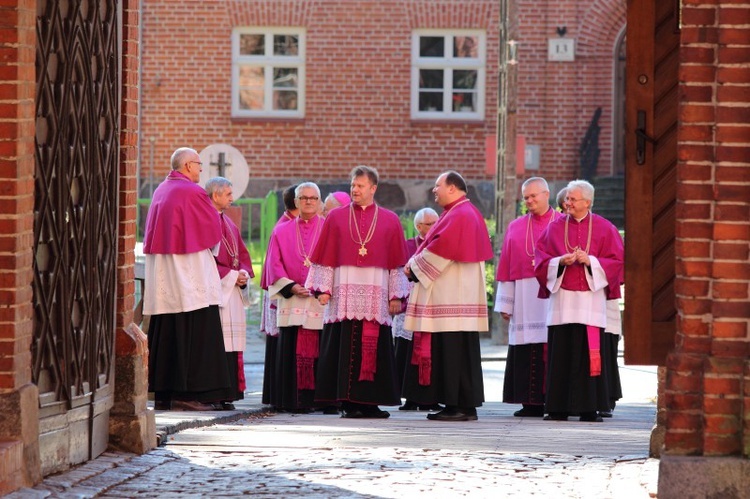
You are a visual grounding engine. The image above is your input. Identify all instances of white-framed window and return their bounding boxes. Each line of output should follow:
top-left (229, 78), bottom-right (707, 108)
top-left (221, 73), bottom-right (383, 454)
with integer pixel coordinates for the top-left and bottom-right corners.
top-left (411, 30), bottom-right (486, 120)
top-left (231, 28), bottom-right (305, 118)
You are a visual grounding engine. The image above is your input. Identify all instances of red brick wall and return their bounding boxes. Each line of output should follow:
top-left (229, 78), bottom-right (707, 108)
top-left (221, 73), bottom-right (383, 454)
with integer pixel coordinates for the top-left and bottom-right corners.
top-left (0, 0), bottom-right (40, 491)
top-left (118, 0), bottom-right (140, 331)
top-left (140, 0), bottom-right (499, 185)
top-left (666, 1), bottom-right (750, 457)
top-left (0, 0), bottom-right (35, 393)
top-left (516, 0), bottom-right (626, 181)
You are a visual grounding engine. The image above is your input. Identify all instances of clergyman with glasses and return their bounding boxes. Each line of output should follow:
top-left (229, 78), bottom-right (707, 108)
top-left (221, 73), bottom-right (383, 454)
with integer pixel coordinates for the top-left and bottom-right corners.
top-left (142, 147), bottom-right (234, 411)
top-left (305, 165), bottom-right (410, 419)
top-left (263, 182), bottom-right (327, 413)
top-left (495, 177), bottom-right (564, 418)
top-left (534, 179), bottom-right (624, 422)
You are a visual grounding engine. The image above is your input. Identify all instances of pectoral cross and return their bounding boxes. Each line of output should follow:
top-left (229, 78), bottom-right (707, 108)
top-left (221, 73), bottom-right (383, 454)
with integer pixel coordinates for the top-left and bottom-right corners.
top-left (304, 258), bottom-right (311, 267)
top-left (359, 245), bottom-right (368, 256)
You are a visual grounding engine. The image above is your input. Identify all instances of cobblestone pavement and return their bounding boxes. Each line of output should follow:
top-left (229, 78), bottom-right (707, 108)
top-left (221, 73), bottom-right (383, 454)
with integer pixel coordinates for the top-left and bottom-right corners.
top-left (9, 400), bottom-right (659, 498)
top-left (11, 284), bottom-right (659, 498)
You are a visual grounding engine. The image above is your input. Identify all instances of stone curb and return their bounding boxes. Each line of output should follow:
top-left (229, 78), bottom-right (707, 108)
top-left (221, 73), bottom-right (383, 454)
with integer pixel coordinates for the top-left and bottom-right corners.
top-left (155, 407), bottom-right (272, 446)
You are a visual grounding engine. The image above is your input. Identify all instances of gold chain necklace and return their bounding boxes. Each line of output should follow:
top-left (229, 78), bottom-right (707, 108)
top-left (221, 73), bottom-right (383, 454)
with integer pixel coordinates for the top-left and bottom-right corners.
top-left (296, 215), bottom-right (322, 267)
top-left (348, 203), bottom-right (379, 256)
top-left (525, 209), bottom-right (555, 267)
top-left (221, 214), bottom-right (239, 268)
top-left (564, 213), bottom-right (593, 254)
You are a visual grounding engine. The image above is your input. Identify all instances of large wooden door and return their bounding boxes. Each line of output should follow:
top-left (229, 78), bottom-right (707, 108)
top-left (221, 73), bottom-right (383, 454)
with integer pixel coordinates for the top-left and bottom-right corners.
top-left (33, 0), bottom-right (120, 475)
top-left (623, 0), bottom-right (679, 365)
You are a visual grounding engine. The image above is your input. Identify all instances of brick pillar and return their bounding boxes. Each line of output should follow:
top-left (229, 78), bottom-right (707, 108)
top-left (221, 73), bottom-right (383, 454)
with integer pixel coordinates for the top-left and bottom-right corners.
top-left (649, 366), bottom-right (667, 457)
top-left (108, 0), bottom-right (156, 454)
top-left (0, 0), bottom-right (42, 493)
top-left (109, 324), bottom-right (156, 453)
top-left (658, 2), bottom-right (750, 497)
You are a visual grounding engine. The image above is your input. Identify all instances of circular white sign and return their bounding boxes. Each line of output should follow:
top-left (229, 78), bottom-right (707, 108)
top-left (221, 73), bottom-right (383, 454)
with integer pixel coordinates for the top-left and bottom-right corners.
top-left (198, 143), bottom-right (250, 197)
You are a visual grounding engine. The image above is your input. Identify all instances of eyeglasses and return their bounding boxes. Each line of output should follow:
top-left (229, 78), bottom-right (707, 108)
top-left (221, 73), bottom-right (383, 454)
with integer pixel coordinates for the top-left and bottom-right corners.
top-left (565, 197), bottom-right (586, 204)
top-left (188, 161), bottom-right (203, 166)
top-left (418, 221), bottom-right (436, 226)
top-left (297, 196), bottom-right (319, 202)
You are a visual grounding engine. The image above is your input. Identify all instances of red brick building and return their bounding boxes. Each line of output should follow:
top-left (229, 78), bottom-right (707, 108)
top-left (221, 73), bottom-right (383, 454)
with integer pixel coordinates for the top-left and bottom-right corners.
top-left (139, 0), bottom-right (502, 215)
top-left (515, 0), bottom-right (626, 179)
top-left (0, 0), bottom-right (748, 496)
top-left (0, 0), bottom-right (153, 492)
top-left (137, 0), bottom-right (627, 221)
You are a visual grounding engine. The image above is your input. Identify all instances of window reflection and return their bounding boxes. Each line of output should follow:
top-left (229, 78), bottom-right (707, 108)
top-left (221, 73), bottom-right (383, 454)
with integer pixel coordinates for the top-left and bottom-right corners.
top-left (419, 92), bottom-right (443, 111)
top-left (453, 70), bottom-right (477, 89)
top-left (239, 66), bottom-right (264, 110)
top-left (239, 88), bottom-right (263, 110)
top-left (454, 36), bottom-right (478, 58)
top-left (273, 68), bottom-right (298, 88)
top-left (240, 34), bottom-right (264, 55)
top-left (452, 92), bottom-right (475, 112)
top-left (420, 36), bottom-right (444, 57)
top-left (239, 66), bottom-right (263, 86)
top-left (274, 35), bottom-right (299, 56)
top-left (273, 90), bottom-right (298, 110)
top-left (419, 69), bottom-right (443, 89)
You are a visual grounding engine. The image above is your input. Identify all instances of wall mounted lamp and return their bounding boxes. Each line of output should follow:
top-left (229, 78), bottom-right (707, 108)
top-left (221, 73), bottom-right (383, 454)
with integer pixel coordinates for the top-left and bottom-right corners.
top-left (507, 40), bottom-right (518, 65)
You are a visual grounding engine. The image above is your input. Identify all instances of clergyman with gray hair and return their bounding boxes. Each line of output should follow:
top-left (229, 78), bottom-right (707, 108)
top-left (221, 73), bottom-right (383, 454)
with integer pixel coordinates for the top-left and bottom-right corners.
top-left (393, 207), bottom-right (442, 412)
top-left (206, 176), bottom-right (254, 411)
top-left (142, 147), bottom-right (233, 411)
top-left (535, 179), bottom-right (624, 422)
top-left (495, 177), bottom-right (563, 418)
top-left (263, 182), bottom-right (327, 413)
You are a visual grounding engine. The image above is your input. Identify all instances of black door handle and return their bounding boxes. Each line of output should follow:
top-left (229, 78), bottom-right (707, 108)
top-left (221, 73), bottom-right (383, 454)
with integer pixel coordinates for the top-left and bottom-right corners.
top-left (636, 110), bottom-right (656, 165)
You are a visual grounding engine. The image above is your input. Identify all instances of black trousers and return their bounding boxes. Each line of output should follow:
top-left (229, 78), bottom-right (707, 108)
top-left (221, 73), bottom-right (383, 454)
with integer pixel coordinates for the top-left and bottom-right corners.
top-left (314, 320), bottom-right (400, 407)
top-left (148, 305), bottom-right (233, 403)
top-left (402, 331), bottom-right (485, 409)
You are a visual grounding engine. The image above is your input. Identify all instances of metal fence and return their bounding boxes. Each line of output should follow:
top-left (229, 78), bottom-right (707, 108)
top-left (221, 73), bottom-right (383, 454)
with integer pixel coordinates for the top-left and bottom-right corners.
top-left (134, 192), bottom-right (278, 326)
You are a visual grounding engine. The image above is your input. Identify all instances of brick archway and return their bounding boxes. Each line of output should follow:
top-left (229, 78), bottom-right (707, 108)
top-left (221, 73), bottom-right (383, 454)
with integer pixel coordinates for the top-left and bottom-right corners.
top-left (577, 0), bottom-right (627, 177)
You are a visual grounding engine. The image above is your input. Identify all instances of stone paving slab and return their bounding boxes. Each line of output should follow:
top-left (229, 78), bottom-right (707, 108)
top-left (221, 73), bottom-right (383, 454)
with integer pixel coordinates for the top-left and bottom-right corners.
top-left (10, 399), bottom-right (659, 498)
top-left (165, 402), bottom-right (656, 457)
top-left (9, 329), bottom-right (659, 498)
top-left (11, 446), bottom-right (657, 498)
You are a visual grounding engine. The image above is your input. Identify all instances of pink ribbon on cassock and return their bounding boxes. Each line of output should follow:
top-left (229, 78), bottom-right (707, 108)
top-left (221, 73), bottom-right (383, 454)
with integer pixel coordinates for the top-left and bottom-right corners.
top-left (296, 327), bottom-right (320, 390)
top-left (237, 352), bottom-right (246, 392)
top-left (586, 325), bottom-right (601, 377)
top-left (411, 331), bottom-right (432, 386)
top-left (359, 321), bottom-right (380, 381)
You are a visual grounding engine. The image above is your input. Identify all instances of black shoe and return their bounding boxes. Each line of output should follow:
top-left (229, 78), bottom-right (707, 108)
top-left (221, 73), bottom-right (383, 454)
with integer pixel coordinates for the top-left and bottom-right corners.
top-left (362, 406), bottom-right (390, 419)
top-left (462, 407), bottom-right (478, 418)
top-left (341, 409), bottom-right (364, 419)
top-left (426, 408), bottom-right (478, 421)
top-left (579, 412), bottom-right (604, 423)
top-left (418, 403), bottom-right (444, 412)
top-left (215, 402), bottom-right (235, 411)
top-left (513, 406), bottom-right (545, 417)
top-left (322, 406), bottom-right (340, 415)
top-left (342, 408), bottom-right (390, 419)
top-left (598, 411), bottom-right (613, 418)
top-left (399, 401), bottom-right (419, 411)
top-left (543, 412), bottom-right (569, 421)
